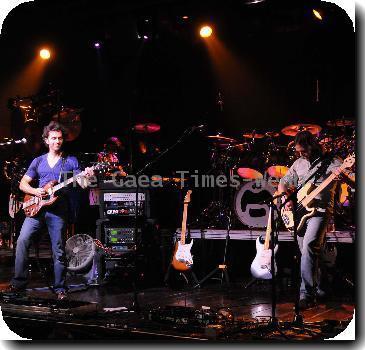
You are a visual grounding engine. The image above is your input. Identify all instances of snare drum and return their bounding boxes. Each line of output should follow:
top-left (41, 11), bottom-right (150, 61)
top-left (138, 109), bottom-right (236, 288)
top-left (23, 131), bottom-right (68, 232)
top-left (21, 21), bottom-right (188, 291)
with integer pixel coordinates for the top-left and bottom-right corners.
top-left (234, 180), bottom-right (275, 228)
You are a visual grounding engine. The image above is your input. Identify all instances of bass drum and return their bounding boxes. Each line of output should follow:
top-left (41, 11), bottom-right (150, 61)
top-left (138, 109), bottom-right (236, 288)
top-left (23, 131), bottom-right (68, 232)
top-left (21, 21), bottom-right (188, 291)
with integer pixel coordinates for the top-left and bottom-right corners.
top-left (234, 180), bottom-right (275, 228)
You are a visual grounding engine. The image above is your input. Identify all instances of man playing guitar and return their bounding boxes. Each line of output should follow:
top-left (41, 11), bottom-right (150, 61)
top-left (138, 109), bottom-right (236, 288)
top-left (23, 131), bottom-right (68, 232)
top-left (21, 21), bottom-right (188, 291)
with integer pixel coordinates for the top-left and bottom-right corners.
top-left (3, 121), bottom-right (94, 300)
top-left (278, 131), bottom-right (354, 310)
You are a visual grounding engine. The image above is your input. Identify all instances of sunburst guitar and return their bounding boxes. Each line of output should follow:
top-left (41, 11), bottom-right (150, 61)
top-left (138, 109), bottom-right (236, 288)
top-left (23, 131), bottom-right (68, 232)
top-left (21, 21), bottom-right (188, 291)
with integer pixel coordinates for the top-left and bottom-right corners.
top-left (172, 190), bottom-right (193, 271)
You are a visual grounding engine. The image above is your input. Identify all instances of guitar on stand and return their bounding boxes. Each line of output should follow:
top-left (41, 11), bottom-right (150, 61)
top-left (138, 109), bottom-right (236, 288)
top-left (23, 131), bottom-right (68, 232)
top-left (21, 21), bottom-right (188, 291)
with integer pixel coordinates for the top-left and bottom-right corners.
top-left (250, 205), bottom-right (279, 279)
top-left (171, 190), bottom-right (193, 271)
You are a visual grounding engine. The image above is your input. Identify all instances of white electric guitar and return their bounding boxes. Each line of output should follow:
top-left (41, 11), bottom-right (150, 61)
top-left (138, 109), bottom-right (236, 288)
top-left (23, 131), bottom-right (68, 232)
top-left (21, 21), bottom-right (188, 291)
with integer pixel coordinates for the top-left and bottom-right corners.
top-left (250, 206), bottom-right (278, 279)
top-left (172, 190), bottom-right (193, 271)
top-left (281, 153), bottom-right (355, 232)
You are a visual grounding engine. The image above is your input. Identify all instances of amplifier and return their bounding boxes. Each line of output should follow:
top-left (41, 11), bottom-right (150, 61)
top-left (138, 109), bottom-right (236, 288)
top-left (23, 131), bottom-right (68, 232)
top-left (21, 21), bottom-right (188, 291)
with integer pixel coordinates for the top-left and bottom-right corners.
top-left (100, 191), bottom-right (149, 218)
top-left (105, 227), bottom-right (140, 244)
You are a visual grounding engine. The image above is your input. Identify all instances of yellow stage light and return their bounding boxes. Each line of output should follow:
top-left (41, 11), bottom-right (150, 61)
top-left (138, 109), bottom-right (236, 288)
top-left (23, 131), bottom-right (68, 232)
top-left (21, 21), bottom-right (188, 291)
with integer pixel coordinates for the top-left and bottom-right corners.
top-left (313, 9), bottom-right (323, 21)
top-left (200, 25), bottom-right (213, 38)
top-left (39, 48), bottom-right (51, 60)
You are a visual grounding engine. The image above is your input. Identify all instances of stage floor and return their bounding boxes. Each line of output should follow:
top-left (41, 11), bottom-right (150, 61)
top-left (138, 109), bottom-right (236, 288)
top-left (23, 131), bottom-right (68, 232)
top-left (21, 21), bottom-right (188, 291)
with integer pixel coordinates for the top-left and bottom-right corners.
top-left (0, 253), bottom-right (355, 341)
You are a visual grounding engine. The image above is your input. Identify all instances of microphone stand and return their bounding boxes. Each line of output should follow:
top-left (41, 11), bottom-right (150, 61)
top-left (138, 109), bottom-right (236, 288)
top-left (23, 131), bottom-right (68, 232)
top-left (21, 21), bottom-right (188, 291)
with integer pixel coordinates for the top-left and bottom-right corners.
top-left (131, 126), bottom-right (202, 296)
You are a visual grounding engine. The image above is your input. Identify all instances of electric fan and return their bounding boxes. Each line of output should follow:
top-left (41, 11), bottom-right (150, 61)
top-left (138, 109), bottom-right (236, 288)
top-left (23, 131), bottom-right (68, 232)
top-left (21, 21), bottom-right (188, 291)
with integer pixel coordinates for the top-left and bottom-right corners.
top-left (65, 234), bottom-right (96, 272)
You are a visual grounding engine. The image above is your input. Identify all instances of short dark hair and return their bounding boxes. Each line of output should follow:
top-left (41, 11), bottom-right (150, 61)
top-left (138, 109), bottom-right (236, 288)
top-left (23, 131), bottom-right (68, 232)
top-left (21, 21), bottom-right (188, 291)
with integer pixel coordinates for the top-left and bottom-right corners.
top-left (294, 131), bottom-right (323, 156)
top-left (42, 121), bottom-right (68, 141)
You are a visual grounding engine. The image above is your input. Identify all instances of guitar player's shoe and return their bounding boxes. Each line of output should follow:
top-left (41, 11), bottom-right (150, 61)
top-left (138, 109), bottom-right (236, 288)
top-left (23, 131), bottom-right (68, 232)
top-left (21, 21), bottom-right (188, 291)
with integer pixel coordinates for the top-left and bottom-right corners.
top-left (299, 297), bottom-right (317, 310)
top-left (0, 284), bottom-right (26, 295)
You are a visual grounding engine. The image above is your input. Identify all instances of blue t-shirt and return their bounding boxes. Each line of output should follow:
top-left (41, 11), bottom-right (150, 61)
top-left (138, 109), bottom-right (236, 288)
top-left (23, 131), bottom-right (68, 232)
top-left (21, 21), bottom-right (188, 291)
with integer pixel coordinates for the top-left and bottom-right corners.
top-left (25, 154), bottom-right (81, 187)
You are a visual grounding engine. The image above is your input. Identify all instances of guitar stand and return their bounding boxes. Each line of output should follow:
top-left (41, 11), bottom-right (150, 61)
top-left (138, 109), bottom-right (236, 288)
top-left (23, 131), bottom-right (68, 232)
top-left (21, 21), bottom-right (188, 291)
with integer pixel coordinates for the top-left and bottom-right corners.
top-left (193, 209), bottom-right (232, 289)
top-left (163, 256), bottom-right (199, 287)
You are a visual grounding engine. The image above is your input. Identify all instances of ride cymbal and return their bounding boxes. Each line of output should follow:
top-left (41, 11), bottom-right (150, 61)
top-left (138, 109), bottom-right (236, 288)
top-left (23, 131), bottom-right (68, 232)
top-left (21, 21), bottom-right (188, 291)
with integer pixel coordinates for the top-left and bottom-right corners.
top-left (326, 119), bottom-right (355, 127)
top-left (281, 123), bottom-right (322, 137)
top-left (134, 123), bottom-right (161, 133)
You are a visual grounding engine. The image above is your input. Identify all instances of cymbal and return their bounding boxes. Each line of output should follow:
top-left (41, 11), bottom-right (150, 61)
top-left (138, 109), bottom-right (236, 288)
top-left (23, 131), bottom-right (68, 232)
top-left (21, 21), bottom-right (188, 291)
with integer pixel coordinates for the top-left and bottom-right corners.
top-left (266, 165), bottom-right (289, 179)
top-left (151, 176), bottom-right (187, 183)
top-left (265, 131), bottom-right (280, 138)
top-left (134, 123), bottom-right (160, 133)
top-left (15, 98), bottom-right (32, 110)
top-left (237, 167), bottom-right (263, 180)
top-left (242, 132), bottom-right (264, 139)
top-left (207, 134), bottom-right (237, 143)
top-left (281, 124), bottom-right (322, 137)
top-left (319, 137), bottom-right (332, 145)
top-left (326, 119), bottom-right (355, 127)
top-left (227, 142), bottom-right (250, 152)
top-left (52, 107), bottom-right (82, 142)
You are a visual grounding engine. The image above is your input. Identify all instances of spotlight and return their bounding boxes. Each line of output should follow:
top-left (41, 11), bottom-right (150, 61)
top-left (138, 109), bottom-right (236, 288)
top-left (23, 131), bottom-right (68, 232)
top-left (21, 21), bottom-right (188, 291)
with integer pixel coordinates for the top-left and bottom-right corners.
top-left (94, 41), bottom-right (101, 49)
top-left (182, 16), bottom-right (189, 20)
top-left (200, 25), bottom-right (213, 38)
top-left (39, 48), bottom-right (51, 60)
top-left (313, 9), bottom-right (323, 20)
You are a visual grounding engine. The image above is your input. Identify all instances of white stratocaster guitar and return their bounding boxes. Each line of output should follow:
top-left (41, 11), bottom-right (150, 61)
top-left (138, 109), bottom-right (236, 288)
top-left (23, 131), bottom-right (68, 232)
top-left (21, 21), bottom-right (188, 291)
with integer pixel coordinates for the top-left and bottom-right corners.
top-left (250, 206), bottom-right (278, 279)
top-left (172, 190), bottom-right (193, 271)
top-left (281, 153), bottom-right (355, 232)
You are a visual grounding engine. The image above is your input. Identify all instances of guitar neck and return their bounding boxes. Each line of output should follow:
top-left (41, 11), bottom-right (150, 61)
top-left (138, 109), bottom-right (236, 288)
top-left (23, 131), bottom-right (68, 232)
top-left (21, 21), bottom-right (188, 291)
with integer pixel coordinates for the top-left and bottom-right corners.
top-left (180, 202), bottom-right (188, 245)
top-left (52, 170), bottom-right (86, 192)
top-left (301, 170), bottom-right (339, 207)
top-left (263, 206), bottom-right (272, 250)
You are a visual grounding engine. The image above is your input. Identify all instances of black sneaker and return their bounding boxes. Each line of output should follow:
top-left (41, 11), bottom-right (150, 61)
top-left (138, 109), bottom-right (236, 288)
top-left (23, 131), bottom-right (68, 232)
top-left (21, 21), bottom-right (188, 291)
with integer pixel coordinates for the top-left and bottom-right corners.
top-left (56, 291), bottom-right (68, 301)
top-left (1, 284), bottom-right (26, 294)
top-left (299, 298), bottom-right (316, 310)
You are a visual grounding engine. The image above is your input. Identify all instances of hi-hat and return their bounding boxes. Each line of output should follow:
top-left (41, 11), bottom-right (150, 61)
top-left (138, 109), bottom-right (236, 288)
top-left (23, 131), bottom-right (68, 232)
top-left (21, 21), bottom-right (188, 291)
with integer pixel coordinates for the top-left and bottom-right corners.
top-left (326, 119), bottom-right (355, 127)
top-left (265, 131), bottom-right (280, 138)
top-left (242, 132), bottom-right (264, 139)
top-left (134, 123), bottom-right (161, 133)
top-left (281, 124), bottom-right (322, 137)
top-left (207, 134), bottom-right (237, 143)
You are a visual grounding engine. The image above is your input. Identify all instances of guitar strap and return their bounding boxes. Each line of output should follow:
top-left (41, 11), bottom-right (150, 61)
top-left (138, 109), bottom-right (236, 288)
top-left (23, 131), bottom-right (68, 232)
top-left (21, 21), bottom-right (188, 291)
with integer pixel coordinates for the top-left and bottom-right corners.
top-left (57, 155), bottom-right (67, 183)
top-left (300, 154), bottom-right (332, 190)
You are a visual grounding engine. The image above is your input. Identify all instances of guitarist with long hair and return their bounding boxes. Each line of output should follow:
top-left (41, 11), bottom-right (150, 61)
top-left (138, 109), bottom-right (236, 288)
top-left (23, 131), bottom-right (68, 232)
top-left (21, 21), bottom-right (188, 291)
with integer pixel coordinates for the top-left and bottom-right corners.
top-left (278, 131), bottom-right (354, 310)
top-left (3, 121), bottom-right (94, 300)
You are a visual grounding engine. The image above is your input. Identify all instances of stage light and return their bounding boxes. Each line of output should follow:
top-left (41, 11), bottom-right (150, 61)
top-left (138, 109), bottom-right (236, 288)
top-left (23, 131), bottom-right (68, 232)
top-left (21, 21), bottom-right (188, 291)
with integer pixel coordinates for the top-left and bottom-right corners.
top-left (94, 42), bottom-right (101, 49)
top-left (39, 48), bottom-right (51, 60)
top-left (313, 9), bottom-right (323, 20)
top-left (182, 16), bottom-right (189, 20)
top-left (200, 25), bottom-right (213, 38)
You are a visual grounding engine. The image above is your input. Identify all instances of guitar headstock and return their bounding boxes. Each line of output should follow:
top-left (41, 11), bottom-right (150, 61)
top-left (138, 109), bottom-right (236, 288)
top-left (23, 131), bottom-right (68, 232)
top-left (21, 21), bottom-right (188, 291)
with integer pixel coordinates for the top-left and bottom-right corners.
top-left (184, 190), bottom-right (192, 204)
top-left (92, 162), bottom-right (111, 174)
top-left (342, 153), bottom-right (355, 169)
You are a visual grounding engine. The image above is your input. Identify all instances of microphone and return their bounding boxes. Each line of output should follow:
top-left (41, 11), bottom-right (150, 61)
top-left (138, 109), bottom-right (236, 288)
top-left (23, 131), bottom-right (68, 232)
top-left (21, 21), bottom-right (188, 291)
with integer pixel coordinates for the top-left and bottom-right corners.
top-left (217, 91), bottom-right (224, 112)
top-left (192, 124), bottom-right (206, 132)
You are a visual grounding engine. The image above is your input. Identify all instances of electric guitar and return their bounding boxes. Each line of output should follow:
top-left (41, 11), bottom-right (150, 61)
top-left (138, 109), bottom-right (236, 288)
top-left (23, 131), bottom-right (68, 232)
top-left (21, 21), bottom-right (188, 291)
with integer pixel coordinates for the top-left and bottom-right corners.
top-left (22, 162), bottom-right (108, 217)
top-left (172, 190), bottom-right (193, 271)
top-left (9, 194), bottom-right (23, 218)
top-left (250, 205), bottom-right (278, 279)
top-left (281, 153), bottom-right (355, 232)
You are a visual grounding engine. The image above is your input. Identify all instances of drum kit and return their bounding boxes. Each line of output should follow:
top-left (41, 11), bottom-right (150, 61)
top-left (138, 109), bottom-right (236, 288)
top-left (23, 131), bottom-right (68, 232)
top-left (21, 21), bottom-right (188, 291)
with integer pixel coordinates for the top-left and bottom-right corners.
top-left (200, 119), bottom-right (355, 229)
top-left (2, 94), bottom-right (356, 231)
